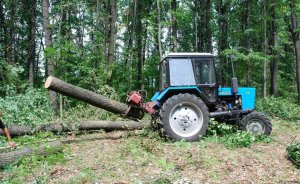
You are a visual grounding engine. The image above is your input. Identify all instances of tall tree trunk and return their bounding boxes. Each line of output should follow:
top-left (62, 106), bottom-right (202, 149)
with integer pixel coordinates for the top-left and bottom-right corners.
top-left (107, 0), bottom-right (116, 85)
top-left (288, 1), bottom-right (300, 104)
top-left (43, 0), bottom-right (57, 110)
top-left (28, 0), bottom-right (36, 85)
top-left (205, 0), bottom-right (212, 52)
top-left (0, 1), bottom-right (7, 61)
top-left (195, 0), bottom-right (212, 52)
top-left (136, 0), bottom-right (144, 90)
top-left (157, 0), bottom-right (162, 60)
top-left (240, 0), bottom-right (251, 86)
top-left (108, 0), bottom-right (116, 66)
top-left (270, 1), bottom-right (278, 96)
top-left (262, 0), bottom-right (268, 98)
top-left (171, 0), bottom-right (178, 52)
top-left (8, 0), bottom-right (16, 64)
top-left (216, 0), bottom-right (229, 85)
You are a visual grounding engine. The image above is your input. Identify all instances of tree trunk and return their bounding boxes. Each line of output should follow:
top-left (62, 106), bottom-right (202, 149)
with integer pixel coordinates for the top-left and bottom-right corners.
top-left (270, 1), bottom-right (278, 96)
top-left (0, 120), bottom-right (149, 136)
top-left (108, 0), bottom-right (116, 66)
top-left (136, 0), bottom-right (144, 90)
top-left (0, 1), bottom-right (7, 61)
top-left (205, 0), bottom-right (212, 52)
top-left (290, 13), bottom-right (300, 104)
top-left (45, 76), bottom-right (142, 119)
top-left (216, 0), bottom-right (229, 85)
top-left (28, 0), bottom-right (36, 85)
top-left (263, 0), bottom-right (268, 98)
top-left (43, 0), bottom-right (57, 110)
top-left (157, 0), bottom-right (162, 60)
top-left (171, 0), bottom-right (178, 52)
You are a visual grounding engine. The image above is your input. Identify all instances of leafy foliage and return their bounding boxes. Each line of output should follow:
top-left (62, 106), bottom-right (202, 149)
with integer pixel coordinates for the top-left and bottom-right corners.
top-left (0, 88), bottom-right (54, 126)
top-left (205, 121), bottom-right (272, 148)
top-left (256, 97), bottom-right (300, 121)
top-left (287, 143), bottom-right (300, 167)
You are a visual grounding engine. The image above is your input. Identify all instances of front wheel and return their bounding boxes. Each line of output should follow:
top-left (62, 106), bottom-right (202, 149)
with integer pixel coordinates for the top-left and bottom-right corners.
top-left (240, 112), bottom-right (272, 135)
top-left (159, 93), bottom-right (209, 141)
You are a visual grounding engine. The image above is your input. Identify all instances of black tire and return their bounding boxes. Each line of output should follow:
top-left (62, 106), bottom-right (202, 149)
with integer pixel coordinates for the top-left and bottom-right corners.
top-left (240, 112), bottom-right (272, 135)
top-left (159, 93), bottom-right (209, 141)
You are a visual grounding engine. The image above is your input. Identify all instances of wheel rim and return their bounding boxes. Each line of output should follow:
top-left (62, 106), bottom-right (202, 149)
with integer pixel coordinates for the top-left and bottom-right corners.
top-left (246, 119), bottom-right (265, 134)
top-left (169, 102), bottom-right (203, 138)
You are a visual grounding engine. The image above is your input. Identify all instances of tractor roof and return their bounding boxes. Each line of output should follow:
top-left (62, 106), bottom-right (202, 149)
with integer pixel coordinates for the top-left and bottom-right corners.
top-left (161, 52), bottom-right (214, 63)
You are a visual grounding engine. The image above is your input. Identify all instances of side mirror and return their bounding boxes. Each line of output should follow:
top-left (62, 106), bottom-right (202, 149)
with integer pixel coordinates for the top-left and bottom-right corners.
top-left (231, 77), bottom-right (238, 94)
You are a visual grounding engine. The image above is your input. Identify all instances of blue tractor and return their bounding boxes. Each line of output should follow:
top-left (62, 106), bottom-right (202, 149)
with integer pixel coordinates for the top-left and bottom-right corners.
top-left (128, 53), bottom-right (272, 141)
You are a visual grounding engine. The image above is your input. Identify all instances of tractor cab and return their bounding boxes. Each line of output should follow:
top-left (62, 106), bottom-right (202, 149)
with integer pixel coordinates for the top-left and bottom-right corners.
top-left (157, 53), bottom-right (218, 104)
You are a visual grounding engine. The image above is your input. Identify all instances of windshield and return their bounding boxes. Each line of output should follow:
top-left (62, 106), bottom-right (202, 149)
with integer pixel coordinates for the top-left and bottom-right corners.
top-left (169, 58), bottom-right (196, 86)
top-left (191, 58), bottom-right (216, 85)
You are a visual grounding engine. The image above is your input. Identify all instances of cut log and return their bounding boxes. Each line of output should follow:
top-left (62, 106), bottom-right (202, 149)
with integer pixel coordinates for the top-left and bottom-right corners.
top-left (79, 120), bottom-right (148, 130)
top-left (45, 76), bottom-right (142, 119)
top-left (0, 141), bottom-right (63, 168)
top-left (0, 120), bottom-right (149, 136)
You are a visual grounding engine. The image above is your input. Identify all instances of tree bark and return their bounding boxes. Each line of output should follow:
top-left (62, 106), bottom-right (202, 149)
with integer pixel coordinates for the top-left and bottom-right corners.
top-left (171, 0), bottom-right (178, 52)
top-left (270, 1), bottom-right (278, 96)
top-left (28, 0), bottom-right (36, 85)
top-left (108, 0), bottom-right (116, 66)
top-left (263, 0), bottom-right (268, 98)
top-left (0, 121), bottom-right (149, 136)
top-left (216, 0), bottom-right (229, 85)
top-left (45, 76), bottom-right (142, 119)
top-left (205, 0), bottom-right (212, 52)
top-left (157, 0), bottom-right (162, 60)
top-left (289, 10), bottom-right (300, 104)
top-left (43, 0), bottom-right (57, 110)
top-left (136, 0), bottom-right (144, 90)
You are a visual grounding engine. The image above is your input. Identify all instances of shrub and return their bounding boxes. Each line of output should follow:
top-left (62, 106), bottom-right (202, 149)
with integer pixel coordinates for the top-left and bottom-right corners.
top-left (287, 143), bottom-right (300, 167)
top-left (256, 96), bottom-right (300, 121)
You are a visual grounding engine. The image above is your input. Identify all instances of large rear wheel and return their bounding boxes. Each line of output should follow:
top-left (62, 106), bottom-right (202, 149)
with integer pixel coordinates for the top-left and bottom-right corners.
top-left (159, 93), bottom-right (209, 141)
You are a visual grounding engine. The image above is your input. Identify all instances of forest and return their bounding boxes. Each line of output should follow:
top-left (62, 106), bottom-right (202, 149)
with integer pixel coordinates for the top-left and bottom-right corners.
top-left (0, 0), bottom-right (300, 183)
top-left (0, 0), bottom-right (299, 104)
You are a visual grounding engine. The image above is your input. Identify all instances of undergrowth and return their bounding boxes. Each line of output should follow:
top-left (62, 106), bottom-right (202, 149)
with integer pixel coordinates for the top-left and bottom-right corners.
top-left (204, 121), bottom-right (272, 148)
top-left (0, 88), bottom-right (54, 126)
top-left (1, 132), bottom-right (68, 183)
top-left (0, 87), bottom-right (121, 127)
top-left (287, 143), bottom-right (300, 168)
top-left (256, 96), bottom-right (300, 121)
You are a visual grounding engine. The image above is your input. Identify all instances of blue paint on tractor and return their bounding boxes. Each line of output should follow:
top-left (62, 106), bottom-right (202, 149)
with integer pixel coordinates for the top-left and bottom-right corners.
top-left (218, 87), bottom-right (256, 110)
top-left (151, 86), bottom-right (256, 111)
top-left (152, 86), bottom-right (201, 102)
top-left (151, 91), bottom-right (161, 102)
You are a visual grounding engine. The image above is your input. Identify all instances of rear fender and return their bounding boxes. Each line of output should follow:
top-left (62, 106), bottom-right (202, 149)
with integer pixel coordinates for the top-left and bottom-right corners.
top-left (151, 87), bottom-right (209, 107)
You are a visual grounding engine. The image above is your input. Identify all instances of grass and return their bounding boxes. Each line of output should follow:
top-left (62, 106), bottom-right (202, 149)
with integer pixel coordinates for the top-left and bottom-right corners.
top-left (0, 119), bottom-right (299, 183)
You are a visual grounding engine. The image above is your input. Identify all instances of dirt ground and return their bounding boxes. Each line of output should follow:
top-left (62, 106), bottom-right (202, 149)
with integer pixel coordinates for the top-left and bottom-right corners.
top-left (1, 119), bottom-right (300, 184)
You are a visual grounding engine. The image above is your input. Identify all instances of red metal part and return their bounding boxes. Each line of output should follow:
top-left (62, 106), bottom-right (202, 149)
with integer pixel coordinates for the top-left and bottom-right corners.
top-left (128, 92), bottom-right (142, 104)
top-left (127, 91), bottom-right (157, 115)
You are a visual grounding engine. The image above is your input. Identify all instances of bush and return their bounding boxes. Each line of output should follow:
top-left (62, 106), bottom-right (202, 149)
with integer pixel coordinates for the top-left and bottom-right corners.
top-left (0, 88), bottom-right (54, 126)
top-left (256, 96), bottom-right (300, 121)
top-left (287, 143), bottom-right (300, 167)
